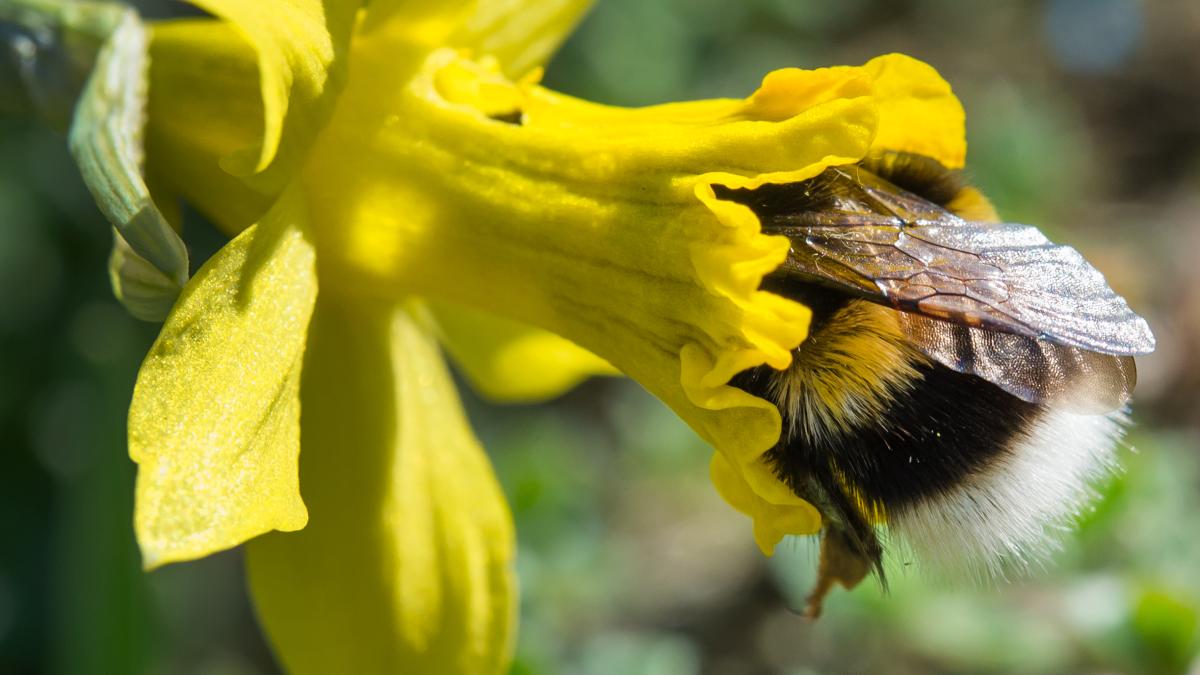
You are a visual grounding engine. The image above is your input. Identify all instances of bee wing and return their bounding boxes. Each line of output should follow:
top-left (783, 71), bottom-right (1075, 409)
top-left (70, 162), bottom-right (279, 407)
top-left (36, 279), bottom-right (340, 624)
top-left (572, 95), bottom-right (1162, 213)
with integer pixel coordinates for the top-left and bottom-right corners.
top-left (897, 312), bottom-right (1136, 413)
top-left (772, 216), bottom-right (1156, 357)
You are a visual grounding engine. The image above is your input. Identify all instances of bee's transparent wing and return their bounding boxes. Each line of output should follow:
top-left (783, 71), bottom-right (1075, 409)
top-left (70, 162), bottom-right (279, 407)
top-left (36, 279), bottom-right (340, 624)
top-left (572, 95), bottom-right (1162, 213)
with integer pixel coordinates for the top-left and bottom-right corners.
top-left (771, 217), bottom-right (1156, 357)
top-left (725, 166), bottom-right (1155, 410)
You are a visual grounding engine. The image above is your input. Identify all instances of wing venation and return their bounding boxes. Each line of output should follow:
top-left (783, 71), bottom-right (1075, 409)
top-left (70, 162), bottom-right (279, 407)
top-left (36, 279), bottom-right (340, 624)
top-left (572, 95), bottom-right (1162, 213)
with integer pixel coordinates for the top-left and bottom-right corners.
top-left (753, 168), bottom-right (1155, 356)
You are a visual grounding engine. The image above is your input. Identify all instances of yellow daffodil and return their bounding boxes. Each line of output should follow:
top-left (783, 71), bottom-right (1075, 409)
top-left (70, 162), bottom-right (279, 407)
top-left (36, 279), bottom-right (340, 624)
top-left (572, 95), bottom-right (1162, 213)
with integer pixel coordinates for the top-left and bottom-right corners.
top-left (42, 0), bottom-right (968, 671)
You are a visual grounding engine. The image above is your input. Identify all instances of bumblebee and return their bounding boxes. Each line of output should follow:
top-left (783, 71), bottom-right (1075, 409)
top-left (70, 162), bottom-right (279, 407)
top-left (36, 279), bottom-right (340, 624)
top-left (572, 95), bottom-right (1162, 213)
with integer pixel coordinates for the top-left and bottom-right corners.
top-left (717, 152), bottom-right (1155, 617)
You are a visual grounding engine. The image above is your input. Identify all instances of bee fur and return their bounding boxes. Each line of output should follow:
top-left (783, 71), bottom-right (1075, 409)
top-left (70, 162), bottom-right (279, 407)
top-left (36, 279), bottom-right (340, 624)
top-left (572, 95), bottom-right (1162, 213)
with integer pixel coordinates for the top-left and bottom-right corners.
top-left (725, 152), bottom-right (1134, 614)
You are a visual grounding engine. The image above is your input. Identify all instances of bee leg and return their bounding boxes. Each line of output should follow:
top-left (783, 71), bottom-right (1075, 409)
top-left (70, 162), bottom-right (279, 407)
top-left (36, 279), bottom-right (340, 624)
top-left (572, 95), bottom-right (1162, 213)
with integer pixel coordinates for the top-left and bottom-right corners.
top-left (803, 524), bottom-right (873, 619)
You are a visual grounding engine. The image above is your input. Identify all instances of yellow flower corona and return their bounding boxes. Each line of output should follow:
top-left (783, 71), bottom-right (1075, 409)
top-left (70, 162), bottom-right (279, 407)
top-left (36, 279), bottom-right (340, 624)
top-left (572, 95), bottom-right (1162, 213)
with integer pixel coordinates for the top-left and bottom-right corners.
top-left (74, 0), bottom-right (970, 671)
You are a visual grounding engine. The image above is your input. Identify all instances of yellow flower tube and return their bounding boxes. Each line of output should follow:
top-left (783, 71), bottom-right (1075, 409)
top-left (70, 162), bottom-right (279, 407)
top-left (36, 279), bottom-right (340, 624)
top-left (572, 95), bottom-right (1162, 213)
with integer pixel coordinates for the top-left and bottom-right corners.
top-left (298, 41), bottom-right (966, 554)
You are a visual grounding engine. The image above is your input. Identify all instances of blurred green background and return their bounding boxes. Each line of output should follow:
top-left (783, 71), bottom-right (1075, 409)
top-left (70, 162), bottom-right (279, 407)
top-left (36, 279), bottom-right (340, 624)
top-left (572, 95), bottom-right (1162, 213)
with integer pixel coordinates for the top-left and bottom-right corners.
top-left (2, 0), bottom-right (1199, 673)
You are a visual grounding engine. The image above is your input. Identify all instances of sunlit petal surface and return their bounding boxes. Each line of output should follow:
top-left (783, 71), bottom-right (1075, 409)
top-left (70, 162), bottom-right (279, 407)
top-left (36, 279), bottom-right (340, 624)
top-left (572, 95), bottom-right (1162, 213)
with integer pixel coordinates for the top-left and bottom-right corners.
top-left (129, 186), bottom-right (316, 568)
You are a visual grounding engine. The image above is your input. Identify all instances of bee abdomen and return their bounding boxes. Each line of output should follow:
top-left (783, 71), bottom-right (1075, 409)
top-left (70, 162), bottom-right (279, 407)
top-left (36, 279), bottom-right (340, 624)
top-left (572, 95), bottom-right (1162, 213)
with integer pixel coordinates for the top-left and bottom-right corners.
top-left (733, 295), bottom-right (1123, 580)
top-left (799, 361), bottom-right (1042, 512)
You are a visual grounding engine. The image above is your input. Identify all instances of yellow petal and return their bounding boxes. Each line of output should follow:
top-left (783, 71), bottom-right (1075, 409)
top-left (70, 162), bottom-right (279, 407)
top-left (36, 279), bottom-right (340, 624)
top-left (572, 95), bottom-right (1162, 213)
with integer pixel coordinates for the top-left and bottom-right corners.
top-left (709, 453), bottom-right (820, 556)
top-left (146, 19), bottom-right (272, 236)
top-left (358, 0), bottom-right (595, 80)
top-left (129, 185), bottom-right (317, 568)
top-left (429, 300), bottom-right (617, 403)
top-left (452, 0), bottom-right (596, 77)
top-left (742, 53), bottom-right (966, 169)
top-left (358, 0), bottom-right (475, 43)
top-left (863, 53), bottom-right (967, 168)
top-left (183, 0), bottom-right (360, 191)
top-left (246, 300), bottom-right (516, 675)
